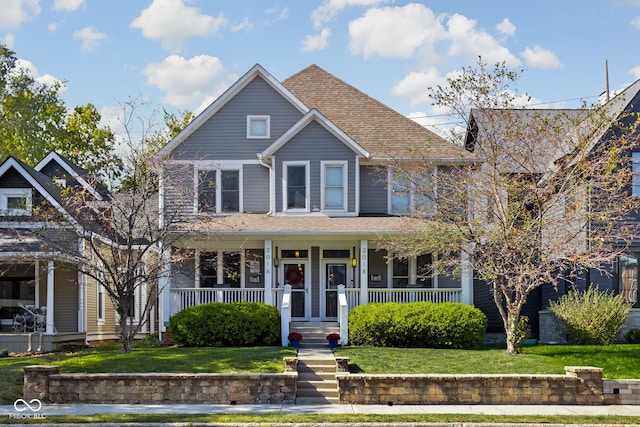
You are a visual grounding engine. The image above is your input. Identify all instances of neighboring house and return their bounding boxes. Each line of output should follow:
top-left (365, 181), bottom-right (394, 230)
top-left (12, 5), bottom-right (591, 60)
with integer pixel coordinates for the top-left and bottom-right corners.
top-left (464, 80), bottom-right (640, 341)
top-left (157, 64), bottom-right (477, 343)
top-left (0, 152), bottom-right (150, 352)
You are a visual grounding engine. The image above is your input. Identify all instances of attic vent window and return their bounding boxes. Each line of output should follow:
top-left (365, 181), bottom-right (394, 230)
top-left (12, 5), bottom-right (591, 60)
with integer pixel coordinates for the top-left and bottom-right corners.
top-left (247, 115), bottom-right (270, 139)
top-left (0, 188), bottom-right (32, 216)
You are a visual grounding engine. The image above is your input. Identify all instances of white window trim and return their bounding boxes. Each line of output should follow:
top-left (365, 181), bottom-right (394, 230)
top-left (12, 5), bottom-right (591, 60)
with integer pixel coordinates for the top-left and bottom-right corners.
top-left (0, 188), bottom-right (32, 216)
top-left (247, 115), bottom-right (271, 139)
top-left (194, 166), bottom-right (243, 214)
top-left (97, 276), bottom-right (105, 325)
top-left (321, 161), bottom-right (348, 213)
top-left (283, 161), bottom-right (310, 213)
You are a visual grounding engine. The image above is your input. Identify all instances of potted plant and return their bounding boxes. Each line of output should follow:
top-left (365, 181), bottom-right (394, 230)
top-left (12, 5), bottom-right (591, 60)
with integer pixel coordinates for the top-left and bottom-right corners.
top-left (288, 332), bottom-right (302, 347)
top-left (326, 332), bottom-right (340, 349)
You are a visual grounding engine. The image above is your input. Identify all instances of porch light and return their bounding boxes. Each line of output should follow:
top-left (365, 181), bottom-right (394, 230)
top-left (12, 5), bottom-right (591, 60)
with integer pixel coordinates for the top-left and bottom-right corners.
top-left (273, 257), bottom-right (280, 268)
top-left (351, 257), bottom-right (357, 268)
top-left (295, 250), bottom-right (300, 258)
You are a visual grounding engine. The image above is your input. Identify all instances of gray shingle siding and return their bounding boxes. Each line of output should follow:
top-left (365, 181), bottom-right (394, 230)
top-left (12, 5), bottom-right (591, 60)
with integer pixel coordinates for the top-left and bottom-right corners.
top-left (360, 165), bottom-right (387, 215)
top-left (169, 77), bottom-right (303, 161)
top-left (243, 164), bottom-right (269, 214)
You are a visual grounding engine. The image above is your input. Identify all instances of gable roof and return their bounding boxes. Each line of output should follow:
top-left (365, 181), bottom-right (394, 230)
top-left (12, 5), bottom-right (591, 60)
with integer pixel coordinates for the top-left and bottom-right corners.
top-left (35, 151), bottom-right (108, 201)
top-left (0, 156), bottom-right (81, 230)
top-left (157, 64), bottom-right (310, 157)
top-left (259, 108), bottom-right (370, 161)
top-left (282, 64), bottom-right (474, 162)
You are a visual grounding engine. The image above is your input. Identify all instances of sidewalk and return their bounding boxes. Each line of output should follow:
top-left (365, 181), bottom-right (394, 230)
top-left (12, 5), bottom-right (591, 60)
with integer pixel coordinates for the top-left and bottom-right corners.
top-left (2, 402), bottom-right (640, 417)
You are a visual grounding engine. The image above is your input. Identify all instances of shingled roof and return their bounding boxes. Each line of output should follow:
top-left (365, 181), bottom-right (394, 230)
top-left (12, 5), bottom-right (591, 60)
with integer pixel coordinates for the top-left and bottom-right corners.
top-left (282, 64), bottom-right (474, 162)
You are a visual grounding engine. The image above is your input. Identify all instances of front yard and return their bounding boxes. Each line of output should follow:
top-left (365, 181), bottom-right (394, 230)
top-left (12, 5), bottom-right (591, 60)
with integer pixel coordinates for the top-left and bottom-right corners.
top-left (2, 342), bottom-right (640, 404)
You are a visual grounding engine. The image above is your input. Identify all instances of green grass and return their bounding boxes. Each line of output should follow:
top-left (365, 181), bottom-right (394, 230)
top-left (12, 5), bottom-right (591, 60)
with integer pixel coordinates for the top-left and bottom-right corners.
top-left (0, 343), bottom-right (296, 404)
top-left (334, 343), bottom-right (640, 378)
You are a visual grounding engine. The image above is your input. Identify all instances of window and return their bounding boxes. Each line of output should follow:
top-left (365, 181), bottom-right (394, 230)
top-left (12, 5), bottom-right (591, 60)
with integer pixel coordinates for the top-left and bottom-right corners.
top-left (198, 170), bottom-right (216, 212)
top-left (389, 169), bottom-right (437, 216)
top-left (97, 274), bottom-right (105, 324)
top-left (284, 162), bottom-right (309, 211)
top-left (0, 188), bottom-right (32, 216)
top-left (392, 257), bottom-right (409, 288)
top-left (322, 162), bottom-right (347, 211)
top-left (619, 254), bottom-right (638, 305)
top-left (390, 175), bottom-right (410, 214)
top-left (197, 169), bottom-right (241, 214)
top-left (247, 115), bottom-right (270, 139)
top-left (633, 152), bottom-right (640, 197)
top-left (221, 170), bottom-right (239, 212)
top-left (199, 251), bottom-right (241, 288)
top-left (416, 254), bottom-right (433, 288)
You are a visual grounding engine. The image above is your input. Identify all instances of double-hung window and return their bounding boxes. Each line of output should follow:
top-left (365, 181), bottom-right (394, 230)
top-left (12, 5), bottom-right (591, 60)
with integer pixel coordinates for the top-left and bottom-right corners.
top-left (322, 161), bottom-right (347, 211)
top-left (0, 188), bottom-right (32, 216)
top-left (284, 162), bottom-right (309, 212)
top-left (389, 169), bottom-right (436, 215)
top-left (390, 173), bottom-right (411, 214)
top-left (197, 168), bottom-right (241, 214)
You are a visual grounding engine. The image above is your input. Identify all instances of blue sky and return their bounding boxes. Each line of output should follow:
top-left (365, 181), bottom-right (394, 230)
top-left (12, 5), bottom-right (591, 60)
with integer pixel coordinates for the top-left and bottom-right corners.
top-left (3, 0), bottom-right (640, 136)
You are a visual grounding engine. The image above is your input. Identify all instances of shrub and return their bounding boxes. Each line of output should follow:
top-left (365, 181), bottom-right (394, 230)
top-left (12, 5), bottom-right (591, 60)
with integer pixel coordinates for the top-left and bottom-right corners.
top-left (349, 302), bottom-right (487, 349)
top-left (0, 348), bottom-right (8, 358)
top-left (624, 328), bottom-right (640, 344)
top-left (138, 333), bottom-right (162, 348)
top-left (549, 287), bottom-right (632, 345)
top-left (168, 302), bottom-right (280, 347)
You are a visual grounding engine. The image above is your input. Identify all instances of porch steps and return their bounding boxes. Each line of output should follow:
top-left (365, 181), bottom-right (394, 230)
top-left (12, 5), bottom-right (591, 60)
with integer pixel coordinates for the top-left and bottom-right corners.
top-left (290, 322), bottom-right (341, 404)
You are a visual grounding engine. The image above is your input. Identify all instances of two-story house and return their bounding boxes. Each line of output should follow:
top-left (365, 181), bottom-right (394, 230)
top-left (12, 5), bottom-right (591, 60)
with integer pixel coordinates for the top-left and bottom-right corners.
top-left (157, 64), bottom-right (477, 343)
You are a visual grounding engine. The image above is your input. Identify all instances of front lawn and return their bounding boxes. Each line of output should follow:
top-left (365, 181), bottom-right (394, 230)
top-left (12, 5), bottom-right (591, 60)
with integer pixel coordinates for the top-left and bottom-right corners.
top-left (0, 343), bottom-right (296, 404)
top-left (334, 343), bottom-right (640, 378)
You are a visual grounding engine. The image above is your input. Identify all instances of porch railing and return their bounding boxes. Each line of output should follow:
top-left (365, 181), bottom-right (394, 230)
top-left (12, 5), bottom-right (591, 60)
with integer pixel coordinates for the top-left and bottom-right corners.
top-left (170, 288), bottom-right (266, 316)
top-left (367, 288), bottom-right (462, 304)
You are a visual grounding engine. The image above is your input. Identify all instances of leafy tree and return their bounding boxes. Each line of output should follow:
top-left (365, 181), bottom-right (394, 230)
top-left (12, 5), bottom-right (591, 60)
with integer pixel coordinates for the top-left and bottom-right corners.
top-left (0, 44), bottom-right (120, 181)
top-left (380, 60), bottom-right (640, 354)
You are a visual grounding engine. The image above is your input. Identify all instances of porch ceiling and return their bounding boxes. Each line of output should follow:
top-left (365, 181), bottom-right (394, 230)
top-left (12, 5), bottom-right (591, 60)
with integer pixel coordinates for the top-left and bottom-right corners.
top-left (172, 214), bottom-right (424, 238)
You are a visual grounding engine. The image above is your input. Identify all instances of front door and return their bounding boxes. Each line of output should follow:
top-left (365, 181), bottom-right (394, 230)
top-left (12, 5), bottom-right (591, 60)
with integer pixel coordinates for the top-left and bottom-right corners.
top-left (324, 262), bottom-right (347, 319)
top-left (284, 261), bottom-right (308, 319)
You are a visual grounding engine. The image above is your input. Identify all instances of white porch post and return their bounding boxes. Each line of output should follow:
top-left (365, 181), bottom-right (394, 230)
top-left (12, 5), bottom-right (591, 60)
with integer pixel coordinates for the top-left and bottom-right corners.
top-left (46, 261), bottom-right (54, 334)
top-left (159, 245), bottom-right (172, 333)
top-left (264, 240), bottom-right (273, 306)
top-left (461, 244), bottom-right (474, 305)
top-left (359, 240), bottom-right (368, 305)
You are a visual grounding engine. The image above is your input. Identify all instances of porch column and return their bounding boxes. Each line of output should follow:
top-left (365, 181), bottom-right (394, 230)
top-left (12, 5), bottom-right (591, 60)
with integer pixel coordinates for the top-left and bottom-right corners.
top-left (264, 240), bottom-right (273, 306)
top-left (359, 240), bottom-right (368, 305)
top-left (159, 245), bottom-right (172, 332)
top-left (46, 261), bottom-right (54, 334)
top-left (460, 244), bottom-right (474, 305)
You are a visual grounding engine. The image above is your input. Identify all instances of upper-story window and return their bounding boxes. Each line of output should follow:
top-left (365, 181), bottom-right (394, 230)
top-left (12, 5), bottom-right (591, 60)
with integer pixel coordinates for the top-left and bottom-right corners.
top-left (247, 115), bottom-right (270, 139)
top-left (197, 169), bottom-right (241, 214)
top-left (633, 152), bottom-right (640, 197)
top-left (0, 188), bottom-right (32, 216)
top-left (321, 161), bottom-right (347, 211)
top-left (284, 161), bottom-right (309, 212)
top-left (389, 169), bottom-right (435, 215)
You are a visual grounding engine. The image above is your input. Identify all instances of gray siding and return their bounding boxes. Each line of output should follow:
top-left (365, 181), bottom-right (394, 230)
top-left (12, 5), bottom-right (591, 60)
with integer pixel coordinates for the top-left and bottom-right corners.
top-left (274, 121), bottom-right (357, 214)
top-left (243, 164), bottom-right (269, 214)
top-left (170, 77), bottom-right (303, 161)
top-left (360, 165), bottom-right (387, 215)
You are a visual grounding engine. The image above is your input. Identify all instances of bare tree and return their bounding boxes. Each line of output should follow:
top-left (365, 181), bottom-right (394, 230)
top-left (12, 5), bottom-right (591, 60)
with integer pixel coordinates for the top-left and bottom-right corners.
top-left (380, 60), bottom-right (640, 354)
top-left (34, 99), bottom-right (194, 352)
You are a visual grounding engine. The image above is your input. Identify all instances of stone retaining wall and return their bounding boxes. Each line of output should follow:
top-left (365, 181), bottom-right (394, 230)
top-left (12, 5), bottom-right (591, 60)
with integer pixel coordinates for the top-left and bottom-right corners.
top-left (337, 366), bottom-right (604, 405)
top-left (23, 365), bottom-right (297, 404)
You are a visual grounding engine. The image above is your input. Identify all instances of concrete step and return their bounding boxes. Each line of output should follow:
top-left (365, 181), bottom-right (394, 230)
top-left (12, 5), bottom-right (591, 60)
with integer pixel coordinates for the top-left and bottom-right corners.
top-left (295, 396), bottom-right (339, 404)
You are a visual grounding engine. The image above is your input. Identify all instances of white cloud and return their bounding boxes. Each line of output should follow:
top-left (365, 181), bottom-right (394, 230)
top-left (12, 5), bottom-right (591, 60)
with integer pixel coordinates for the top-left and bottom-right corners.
top-left (130, 0), bottom-right (227, 52)
top-left (391, 68), bottom-right (445, 106)
top-left (14, 59), bottom-right (66, 93)
top-left (0, 0), bottom-right (40, 31)
top-left (231, 17), bottom-right (253, 32)
top-left (311, 0), bottom-right (389, 29)
top-left (301, 27), bottom-right (331, 52)
top-left (349, 3), bottom-right (446, 59)
top-left (265, 6), bottom-right (288, 24)
top-left (73, 26), bottom-right (107, 52)
top-left (52, 0), bottom-right (85, 11)
top-left (48, 22), bottom-right (58, 32)
top-left (520, 45), bottom-right (562, 69)
top-left (632, 15), bottom-right (640, 29)
top-left (447, 13), bottom-right (521, 67)
top-left (3, 33), bottom-right (16, 48)
top-left (496, 18), bottom-right (516, 37)
top-left (142, 54), bottom-right (237, 110)
top-left (631, 66), bottom-right (640, 79)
